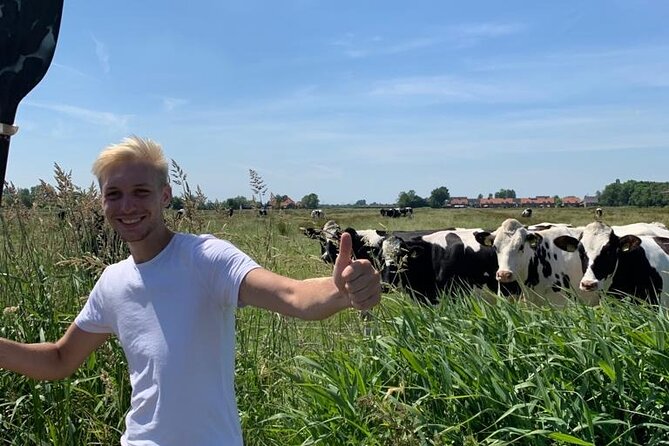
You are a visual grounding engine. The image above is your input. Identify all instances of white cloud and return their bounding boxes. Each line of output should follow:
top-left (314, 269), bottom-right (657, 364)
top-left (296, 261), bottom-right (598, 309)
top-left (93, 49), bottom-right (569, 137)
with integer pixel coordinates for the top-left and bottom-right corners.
top-left (92, 36), bottom-right (110, 74)
top-left (162, 97), bottom-right (189, 112)
top-left (368, 75), bottom-right (543, 103)
top-left (26, 101), bottom-right (131, 129)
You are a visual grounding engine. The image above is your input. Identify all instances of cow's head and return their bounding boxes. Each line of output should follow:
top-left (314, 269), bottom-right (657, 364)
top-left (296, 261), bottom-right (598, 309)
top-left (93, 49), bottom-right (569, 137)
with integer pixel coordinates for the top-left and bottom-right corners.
top-left (553, 221), bottom-right (641, 292)
top-left (301, 220), bottom-right (342, 263)
top-left (475, 218), bottom-right (541, 284)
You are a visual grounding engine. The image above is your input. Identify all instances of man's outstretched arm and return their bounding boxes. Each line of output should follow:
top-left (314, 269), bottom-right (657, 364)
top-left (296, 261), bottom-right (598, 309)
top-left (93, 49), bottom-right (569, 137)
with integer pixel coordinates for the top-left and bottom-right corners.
top-left (0, 323), bottom-right (109, 380)
top-left (239, 232), bottom-right (382, 320)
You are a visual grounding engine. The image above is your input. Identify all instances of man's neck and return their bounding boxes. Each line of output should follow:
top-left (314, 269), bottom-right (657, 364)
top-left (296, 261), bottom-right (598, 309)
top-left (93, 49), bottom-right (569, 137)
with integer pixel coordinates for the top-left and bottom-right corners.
top-left (129, 228), bottom-right (175, 264)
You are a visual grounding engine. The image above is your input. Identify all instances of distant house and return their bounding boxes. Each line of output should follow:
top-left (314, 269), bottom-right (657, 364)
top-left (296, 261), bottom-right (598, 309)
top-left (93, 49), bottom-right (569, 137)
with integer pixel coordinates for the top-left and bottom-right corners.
top-left (280, 197), bottom-right (296, 209)
top-left (447, 197), bottom-right (469, 208)
top-left (561, 196), bottom-right (582, 207)
top-left (479, 197), bottom-right (517, 208)
top-left (583, 195), bottom-right (599, 207)
top-left (519, 196), bottom-right (555, 208)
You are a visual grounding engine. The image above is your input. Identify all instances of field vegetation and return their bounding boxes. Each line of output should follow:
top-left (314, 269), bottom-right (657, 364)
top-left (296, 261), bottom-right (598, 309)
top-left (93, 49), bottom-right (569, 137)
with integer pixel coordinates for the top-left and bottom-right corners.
top-left (0, 171), bottom-right (668, 445)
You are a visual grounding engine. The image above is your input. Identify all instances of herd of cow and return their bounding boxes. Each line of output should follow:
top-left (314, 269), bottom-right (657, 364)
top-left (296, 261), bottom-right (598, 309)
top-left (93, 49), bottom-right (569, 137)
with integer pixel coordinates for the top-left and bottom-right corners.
top-left (302, 218), bottom-right (669, 308)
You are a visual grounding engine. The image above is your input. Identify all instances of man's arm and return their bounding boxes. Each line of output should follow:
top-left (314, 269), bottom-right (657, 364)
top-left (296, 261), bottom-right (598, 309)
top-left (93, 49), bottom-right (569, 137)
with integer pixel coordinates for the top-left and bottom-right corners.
top-left (239, 232), bottom-right (382, 320)
top-left (0, 323), bottom-right (109, 381)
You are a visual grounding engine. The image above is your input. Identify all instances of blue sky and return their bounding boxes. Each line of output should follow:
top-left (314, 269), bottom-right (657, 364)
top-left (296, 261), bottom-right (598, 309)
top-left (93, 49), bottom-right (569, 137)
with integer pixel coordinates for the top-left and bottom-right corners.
top-left (8, 0), bottom-right (669, 204)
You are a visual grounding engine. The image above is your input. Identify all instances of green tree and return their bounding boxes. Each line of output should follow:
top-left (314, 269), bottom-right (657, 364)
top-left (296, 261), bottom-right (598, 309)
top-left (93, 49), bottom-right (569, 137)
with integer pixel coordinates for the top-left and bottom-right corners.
top-left (301, 193), bottom-right (320, 209)
top-left (170, 196), bottom-right (184, 210)
top-left (225, 196), bottom-right (251, 209)
top-left (354, 199), bottom-right (367, 207)
top-left (428, 186), bottom-right (450, 208)
top-left (397, 190), bottom-right (427, 208)
top-left (494, 188), bottom-right (516, 199)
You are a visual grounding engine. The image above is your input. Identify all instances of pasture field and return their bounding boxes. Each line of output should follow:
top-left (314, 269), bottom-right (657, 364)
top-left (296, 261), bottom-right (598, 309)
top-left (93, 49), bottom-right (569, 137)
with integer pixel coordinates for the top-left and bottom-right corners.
top-left (1, 196), bottom-right (669, 445)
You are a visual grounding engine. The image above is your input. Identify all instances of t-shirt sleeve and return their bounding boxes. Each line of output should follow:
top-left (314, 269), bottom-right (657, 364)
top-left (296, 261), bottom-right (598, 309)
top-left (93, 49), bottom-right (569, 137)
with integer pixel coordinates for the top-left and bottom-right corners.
top-left (74, 276), bottom-right (113, 334)
top-left (201, 237), bottom-right (261, 307)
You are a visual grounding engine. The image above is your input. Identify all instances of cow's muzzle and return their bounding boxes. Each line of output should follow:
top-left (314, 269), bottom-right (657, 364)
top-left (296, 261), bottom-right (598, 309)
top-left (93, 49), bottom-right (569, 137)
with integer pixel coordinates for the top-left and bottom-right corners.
top-left (496, 270), bottom-right (514, 283)
top-left (580, 280), bottom-right (599, 292)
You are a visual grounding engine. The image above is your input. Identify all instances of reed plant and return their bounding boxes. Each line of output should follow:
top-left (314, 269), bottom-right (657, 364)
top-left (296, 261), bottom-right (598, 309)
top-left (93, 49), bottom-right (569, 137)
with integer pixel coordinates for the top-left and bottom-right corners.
top-left (1, 168), bottom-right (668, 445)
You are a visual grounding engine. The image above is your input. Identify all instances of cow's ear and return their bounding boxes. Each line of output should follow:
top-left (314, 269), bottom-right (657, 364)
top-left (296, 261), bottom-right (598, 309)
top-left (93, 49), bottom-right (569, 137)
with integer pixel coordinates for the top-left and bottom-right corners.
top-left (526, 233), bottom-right (542, 249)
top-left (408, 245), bottom-right (424, 259)
top-left (553, 235), bottom-right (579, 252)
top-left (474, 231), bottom-right (494, 247)
top-left (619, 235), bottom-right (642, 253)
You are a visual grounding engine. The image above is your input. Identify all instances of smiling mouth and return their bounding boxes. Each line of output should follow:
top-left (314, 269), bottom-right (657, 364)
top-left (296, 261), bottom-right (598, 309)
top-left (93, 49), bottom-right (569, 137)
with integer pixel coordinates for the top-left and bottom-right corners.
top-left (120, 217), bottom-right (142, 225)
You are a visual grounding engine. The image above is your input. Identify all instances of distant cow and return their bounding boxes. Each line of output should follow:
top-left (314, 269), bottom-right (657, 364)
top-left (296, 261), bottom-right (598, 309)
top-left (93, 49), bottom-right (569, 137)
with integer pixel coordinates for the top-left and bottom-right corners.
top-left (228, 208), bottom-right (234, 217)
top-left (176, 208), bottom-right (186, 219)
top-left (474, 218), bottom-right (594, 307)
top-left (311, 209), bottom-right (325, 219)
top-left (258, 208), bottom-right (267, 216)
top-left (381, 228), bottom-right (520, 305)
top-left (553, 221), bottom-right (669, 307)
top-left (521, 208), bottom-right (532, 218)
top-left (380, 207), bottom-right (412, 218)
top-left (595, 208), bottom-right (603, 220)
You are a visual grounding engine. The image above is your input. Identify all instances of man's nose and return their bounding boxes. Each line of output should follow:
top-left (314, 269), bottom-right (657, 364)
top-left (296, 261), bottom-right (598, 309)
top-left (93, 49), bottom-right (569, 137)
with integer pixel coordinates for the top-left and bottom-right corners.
top-left (120, 195), bottom-right (136, 213)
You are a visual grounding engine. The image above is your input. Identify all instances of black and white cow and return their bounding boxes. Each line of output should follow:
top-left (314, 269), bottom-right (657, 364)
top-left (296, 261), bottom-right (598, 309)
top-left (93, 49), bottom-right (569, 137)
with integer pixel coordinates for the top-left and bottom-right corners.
top-left (381, 228), bottom-right (520, 305)
top-left (301, 221), bottom-right (446, 267)
top-left (553, 221), bottom-right (669, 307)
top-left (527, 222), bottom-right (573, 231)
top-left (380, 207), bottom-right (413, 218)
top-left (311, 209), bottom-right (325, 219)
top-left (301, 220), bottom-right (342, 263)
top-left (474, 218), bottom-right (593, 307)
top-left (521, 208), bottom-right (532, 218)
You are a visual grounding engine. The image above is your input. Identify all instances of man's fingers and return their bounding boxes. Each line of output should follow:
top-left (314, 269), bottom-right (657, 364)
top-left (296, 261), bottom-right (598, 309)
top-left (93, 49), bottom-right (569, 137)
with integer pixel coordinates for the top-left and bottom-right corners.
top-left (333, 232), bottom-right (353, 289)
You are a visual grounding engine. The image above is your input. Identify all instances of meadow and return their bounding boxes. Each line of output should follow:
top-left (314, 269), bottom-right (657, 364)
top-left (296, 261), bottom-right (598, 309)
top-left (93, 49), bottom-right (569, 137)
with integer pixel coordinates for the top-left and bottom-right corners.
top-left (1, 177), bottom-right (668, 445)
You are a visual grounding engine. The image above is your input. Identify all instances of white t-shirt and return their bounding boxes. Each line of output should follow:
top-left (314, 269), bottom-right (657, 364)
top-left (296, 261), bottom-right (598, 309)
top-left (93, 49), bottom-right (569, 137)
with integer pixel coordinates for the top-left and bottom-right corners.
top-left (75, 233), bottom-right (260, 446)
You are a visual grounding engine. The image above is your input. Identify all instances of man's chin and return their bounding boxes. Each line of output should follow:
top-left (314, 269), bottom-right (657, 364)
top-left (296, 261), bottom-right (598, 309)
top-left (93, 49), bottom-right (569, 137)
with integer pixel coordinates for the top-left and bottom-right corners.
top-left (113, 228), bottom-right (146, 243)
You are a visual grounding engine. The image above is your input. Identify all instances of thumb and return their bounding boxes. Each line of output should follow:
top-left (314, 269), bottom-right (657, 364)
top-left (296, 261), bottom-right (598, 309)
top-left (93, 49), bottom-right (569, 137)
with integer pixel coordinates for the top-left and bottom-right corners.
top-left (333, 232), bottom-right (353, 289)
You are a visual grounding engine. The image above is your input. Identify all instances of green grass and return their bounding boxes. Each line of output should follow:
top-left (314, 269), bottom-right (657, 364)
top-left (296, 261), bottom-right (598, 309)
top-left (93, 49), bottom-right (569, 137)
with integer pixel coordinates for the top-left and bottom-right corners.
top-left (1, 193), bottom-right (668, 445)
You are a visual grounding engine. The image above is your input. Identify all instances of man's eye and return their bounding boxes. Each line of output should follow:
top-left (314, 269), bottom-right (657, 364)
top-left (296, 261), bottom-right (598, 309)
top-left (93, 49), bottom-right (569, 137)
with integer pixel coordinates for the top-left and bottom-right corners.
top-left (105, 191), bottom-right (120, 199)
top-left (136, 190), bottom-right (150, 196)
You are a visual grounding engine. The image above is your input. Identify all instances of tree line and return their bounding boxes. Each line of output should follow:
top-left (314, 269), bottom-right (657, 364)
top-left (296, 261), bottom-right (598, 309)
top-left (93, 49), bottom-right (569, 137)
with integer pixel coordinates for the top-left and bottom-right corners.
top-left (597, 179), bottom-right (669, 207)
top-left (4, 178), bottom-right (668, 210)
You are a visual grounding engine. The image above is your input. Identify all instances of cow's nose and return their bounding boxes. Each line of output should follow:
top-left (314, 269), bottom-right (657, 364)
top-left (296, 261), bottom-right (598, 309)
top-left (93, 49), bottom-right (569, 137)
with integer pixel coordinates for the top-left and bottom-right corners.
top-left (497, 270), bottom-right (514, 283)
top-left (580, 280), bottom-right (598, 291)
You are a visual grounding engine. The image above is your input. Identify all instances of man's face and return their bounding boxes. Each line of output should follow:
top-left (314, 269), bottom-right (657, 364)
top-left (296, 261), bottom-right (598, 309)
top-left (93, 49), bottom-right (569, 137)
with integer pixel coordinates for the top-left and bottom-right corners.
top-left (100, 161), bottom-right (171, 244)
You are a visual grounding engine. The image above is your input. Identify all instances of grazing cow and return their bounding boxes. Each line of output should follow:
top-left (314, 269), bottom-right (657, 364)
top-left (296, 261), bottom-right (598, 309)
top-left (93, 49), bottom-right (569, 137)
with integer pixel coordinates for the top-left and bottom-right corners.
top-left (380, 208), bottom-right (400, 218)
top-left (381, 228), bottom-right (520, 305)
top-left (228, 208), bottom-right (234, 217)
top-left (301, 221), bottom-right (442, 266)
top-left (380, 207), bottom-right (413, 218)
top-left (175, 208), bottom-right (186, 219)
top-left (595, 207), bottom-right (603, 220)
top-left (521, 208), bottom-right (532, 218)
top-left (474, 218), bottom-right (594, 307)
top-left (311, 209), bottom-right (325, 219)
top-left (553, 221), bottom-right (669, 306)
top-left (258, 208), bottom-right (267, 216)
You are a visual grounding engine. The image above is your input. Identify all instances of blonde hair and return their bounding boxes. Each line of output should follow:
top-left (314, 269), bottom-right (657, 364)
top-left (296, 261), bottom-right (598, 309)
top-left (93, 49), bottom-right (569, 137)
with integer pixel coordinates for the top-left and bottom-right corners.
top-left (92, 136), bottom-right (169, 186)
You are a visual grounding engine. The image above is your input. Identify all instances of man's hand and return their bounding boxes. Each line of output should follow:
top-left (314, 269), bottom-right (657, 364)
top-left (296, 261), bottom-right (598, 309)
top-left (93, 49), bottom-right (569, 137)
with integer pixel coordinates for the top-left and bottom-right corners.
top-left (333, 232), bottom-right (382, 310)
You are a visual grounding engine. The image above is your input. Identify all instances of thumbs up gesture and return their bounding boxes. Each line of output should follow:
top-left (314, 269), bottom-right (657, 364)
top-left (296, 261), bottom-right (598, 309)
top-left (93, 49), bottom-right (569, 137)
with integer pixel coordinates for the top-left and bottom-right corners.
top-left (333, 232), bottom-right (382, 311)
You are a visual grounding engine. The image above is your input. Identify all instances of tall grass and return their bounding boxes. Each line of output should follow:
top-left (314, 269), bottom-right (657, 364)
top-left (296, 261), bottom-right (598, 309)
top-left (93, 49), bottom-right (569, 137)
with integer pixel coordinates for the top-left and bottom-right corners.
top-left (1, 171), bottom-right (668, 444)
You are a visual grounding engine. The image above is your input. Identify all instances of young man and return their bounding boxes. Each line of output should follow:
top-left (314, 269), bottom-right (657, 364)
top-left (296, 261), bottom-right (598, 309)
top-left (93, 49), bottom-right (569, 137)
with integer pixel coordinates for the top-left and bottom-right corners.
top-left (0, 136), bottom-right (382, 445)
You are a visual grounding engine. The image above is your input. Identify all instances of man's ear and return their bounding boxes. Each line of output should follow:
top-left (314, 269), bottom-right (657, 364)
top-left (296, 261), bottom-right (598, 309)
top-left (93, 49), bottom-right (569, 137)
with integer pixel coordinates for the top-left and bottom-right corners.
top-left (162, 184), bottom-right (173, 208)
